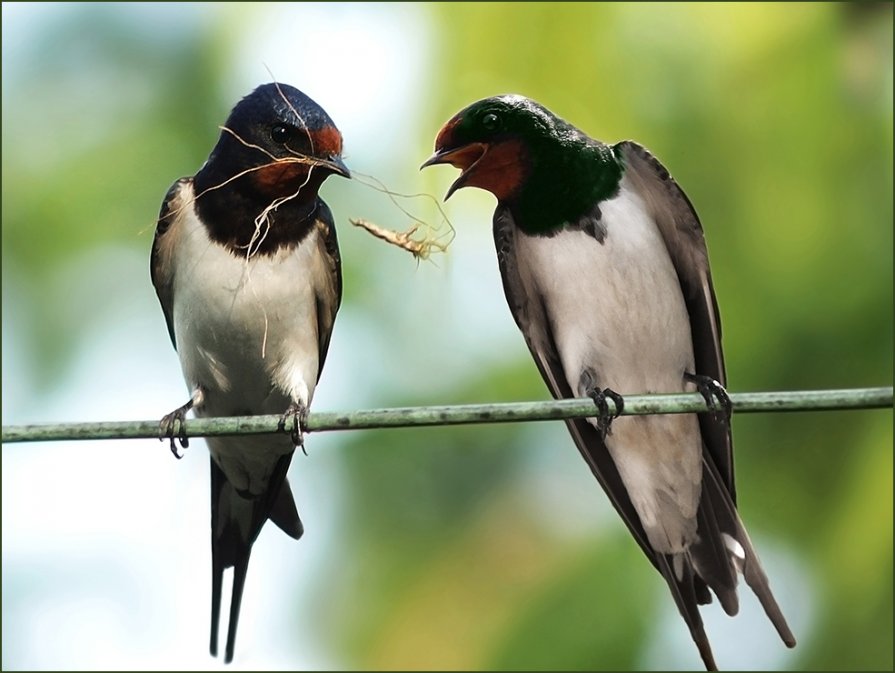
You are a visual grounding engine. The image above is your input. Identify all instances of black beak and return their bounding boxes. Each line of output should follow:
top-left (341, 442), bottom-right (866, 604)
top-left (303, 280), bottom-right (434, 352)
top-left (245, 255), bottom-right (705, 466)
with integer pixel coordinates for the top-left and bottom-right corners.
top-left (322, 155), bottom-right (351, 179)
top-left (420, 149), bottom-right (453, 170)
top-left (420, 142), bottom-right (487, 200)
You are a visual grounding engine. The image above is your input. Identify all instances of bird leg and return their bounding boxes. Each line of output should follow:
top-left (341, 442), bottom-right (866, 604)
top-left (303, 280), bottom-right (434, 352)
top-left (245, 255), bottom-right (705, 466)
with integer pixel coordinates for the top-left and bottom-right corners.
top-left (278, 401), bottom-right (309, 455)
top-left (159, 388), bottom-right (203, 459)
top-left (685, 373), bottom-right (732, 424)
top-left (579, 369), bottom-right (624, 440)
top-left (588, 387), bottom-right (625, 440)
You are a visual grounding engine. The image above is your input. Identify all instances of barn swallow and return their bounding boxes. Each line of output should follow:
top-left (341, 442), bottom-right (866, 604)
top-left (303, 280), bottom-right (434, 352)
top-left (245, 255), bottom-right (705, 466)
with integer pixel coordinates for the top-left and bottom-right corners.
top-left (151, 82), bottom-right (349, 663)
top-left (423, 94), bottom-right (795, 670)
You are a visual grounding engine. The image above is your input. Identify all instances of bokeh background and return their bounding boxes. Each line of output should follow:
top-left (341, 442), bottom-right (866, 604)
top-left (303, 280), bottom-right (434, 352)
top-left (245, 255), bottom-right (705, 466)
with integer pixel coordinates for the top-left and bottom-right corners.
top-left (2, 2), bottom-right (892, 670)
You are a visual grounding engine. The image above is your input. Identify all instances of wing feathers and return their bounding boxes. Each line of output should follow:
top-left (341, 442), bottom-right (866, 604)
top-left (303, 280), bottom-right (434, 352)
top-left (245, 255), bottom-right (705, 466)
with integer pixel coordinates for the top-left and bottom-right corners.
top-left (616, 140), bottom-right (735, 497)
top-left (150, 177), bottom-right (191, 350)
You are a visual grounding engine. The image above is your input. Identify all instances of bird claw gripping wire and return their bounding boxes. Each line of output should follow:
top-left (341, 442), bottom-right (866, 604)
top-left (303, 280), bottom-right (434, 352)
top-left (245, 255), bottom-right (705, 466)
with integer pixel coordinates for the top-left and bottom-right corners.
top-left (587, 387), bottom-right (625, 441)
top-left (278, 401), bottom-right (310, 455)
top-left (685, 373), bottom-right (732, 424)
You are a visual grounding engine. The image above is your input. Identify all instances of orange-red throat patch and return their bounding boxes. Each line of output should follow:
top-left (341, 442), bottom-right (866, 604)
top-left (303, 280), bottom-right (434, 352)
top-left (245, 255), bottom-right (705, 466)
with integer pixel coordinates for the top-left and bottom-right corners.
top-left (461, 138), bottom-right (527, 201)
top-left (253, 161), bottom-right (309, 192)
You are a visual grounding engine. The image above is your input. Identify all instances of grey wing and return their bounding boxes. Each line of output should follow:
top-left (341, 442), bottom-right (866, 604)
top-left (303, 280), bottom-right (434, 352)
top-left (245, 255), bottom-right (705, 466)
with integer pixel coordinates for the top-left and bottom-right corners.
top-left (493, 206), bottom-right (657, 566)
top-left (150, 177), bottom-right (191, 350)
top-left (312, 199), bottom-right (343, 383)
top-left (615, 141), bottom-right (735, 500)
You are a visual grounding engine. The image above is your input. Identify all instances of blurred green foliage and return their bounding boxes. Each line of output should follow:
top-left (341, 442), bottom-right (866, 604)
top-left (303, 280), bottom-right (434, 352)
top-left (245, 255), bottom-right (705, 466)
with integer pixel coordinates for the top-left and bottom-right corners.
top-left (2, 2), bottom-right (892, 670)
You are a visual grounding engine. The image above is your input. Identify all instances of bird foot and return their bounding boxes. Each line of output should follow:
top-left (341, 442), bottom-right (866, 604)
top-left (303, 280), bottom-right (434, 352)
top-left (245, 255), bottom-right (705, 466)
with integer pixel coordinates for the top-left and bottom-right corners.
top-left (586, 387), bottom-right (624, 441)
top-left (278, 401), bottom-right (309, 454)
top-left (159, 399), bottom-right (194, 459)
top-left (685, 373), bottom-right (732, 424)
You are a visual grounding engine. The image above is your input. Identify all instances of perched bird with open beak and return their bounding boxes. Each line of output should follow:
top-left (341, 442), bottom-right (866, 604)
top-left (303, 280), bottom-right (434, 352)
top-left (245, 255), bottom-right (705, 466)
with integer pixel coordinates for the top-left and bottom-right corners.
top-left (151, 82), bottom-right (349, 663)
top-left (423, 94), bottom-right (795, 670)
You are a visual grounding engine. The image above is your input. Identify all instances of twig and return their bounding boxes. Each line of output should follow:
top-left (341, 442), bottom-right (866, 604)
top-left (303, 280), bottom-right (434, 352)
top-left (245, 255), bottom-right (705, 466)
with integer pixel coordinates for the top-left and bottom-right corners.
top-left (351, 218), bottom-right (448, 260)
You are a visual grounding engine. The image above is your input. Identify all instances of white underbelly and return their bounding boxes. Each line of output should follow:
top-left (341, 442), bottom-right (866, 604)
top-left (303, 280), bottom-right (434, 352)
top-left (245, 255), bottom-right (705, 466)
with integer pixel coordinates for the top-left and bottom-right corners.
top-left (172, 211), bottom-right (321, 416)
top-left (516, 189), bottom-right (695, 394)
top-left (168, 210), bottom-right (324, 493)
top-left (515, 185), bottom-right (703, 553)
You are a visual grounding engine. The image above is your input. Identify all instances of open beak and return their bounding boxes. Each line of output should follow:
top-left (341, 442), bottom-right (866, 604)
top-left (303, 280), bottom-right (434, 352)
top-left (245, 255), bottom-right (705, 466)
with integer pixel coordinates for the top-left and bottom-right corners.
top-left (420, 142), bottom-right (487, 200)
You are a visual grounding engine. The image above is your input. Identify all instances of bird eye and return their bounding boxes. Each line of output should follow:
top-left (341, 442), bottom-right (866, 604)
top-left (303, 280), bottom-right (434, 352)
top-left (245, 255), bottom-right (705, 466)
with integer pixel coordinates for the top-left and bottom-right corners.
top-left (270, 123), bottom-right (294, 144)
top-left (482, 113), bottom-right (501, 131)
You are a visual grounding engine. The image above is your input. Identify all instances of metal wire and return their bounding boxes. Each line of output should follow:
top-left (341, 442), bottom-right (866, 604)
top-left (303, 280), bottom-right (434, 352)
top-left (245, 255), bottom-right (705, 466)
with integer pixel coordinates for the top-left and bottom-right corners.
top-left (1, 387), bottom-right (891, 444)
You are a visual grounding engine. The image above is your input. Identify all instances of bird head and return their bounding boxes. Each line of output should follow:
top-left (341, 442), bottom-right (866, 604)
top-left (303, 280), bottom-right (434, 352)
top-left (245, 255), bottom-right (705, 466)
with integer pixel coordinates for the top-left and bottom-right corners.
top-left (421, 94), bottom-right (559, 201)
top-left (202, 82), bottom-right (350, 200)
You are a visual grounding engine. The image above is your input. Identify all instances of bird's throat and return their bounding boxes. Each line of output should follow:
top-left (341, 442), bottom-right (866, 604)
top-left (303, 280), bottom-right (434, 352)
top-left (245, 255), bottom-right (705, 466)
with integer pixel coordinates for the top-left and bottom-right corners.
top-left (509, 141), bottom-right (623, 237)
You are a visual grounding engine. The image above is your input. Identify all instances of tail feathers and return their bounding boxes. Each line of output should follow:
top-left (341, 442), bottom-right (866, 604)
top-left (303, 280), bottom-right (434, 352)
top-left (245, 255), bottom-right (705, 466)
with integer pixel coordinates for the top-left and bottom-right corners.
top-left (656, 553), bottom-right (718, 671)
top-left (209, 452), bottom-right (298, 663)
top-left (224, 555), bottom-right (250, 664)
top-left (689, 471), bottom-right (740, 616)
top-left (740, 535), bottom-right (797, 648)
top-left (703, 457), bottom-right (796, 647)
top-left (691, 452), bottom-right (797, 649)
top-left (208, 531), bottom-right (250, 664)
top-left (210, 548), bottom-right (223, 658)
top-left (209, 489), bottom-right (255, 664)
top-left (270, 477), bottom-right (304, 539)
top-left (658, 449), bottom-right (796, 670)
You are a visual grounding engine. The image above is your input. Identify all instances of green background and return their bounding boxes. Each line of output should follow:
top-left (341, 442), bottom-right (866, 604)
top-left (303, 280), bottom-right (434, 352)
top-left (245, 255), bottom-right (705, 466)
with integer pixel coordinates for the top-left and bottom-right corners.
top-left (2, 3), bottom-right (892, 670)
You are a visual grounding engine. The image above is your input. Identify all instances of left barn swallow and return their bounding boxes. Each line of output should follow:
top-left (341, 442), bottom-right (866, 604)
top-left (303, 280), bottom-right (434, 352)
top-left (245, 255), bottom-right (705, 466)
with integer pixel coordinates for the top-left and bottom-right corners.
top-left (151, 82), bottom-right (350, 663)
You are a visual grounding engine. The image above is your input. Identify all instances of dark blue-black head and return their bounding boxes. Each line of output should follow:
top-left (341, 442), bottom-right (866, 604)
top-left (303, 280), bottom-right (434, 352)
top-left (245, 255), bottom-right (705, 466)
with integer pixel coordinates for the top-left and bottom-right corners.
top-left (196, 82), bottom-right (350, 199)
top-left (422, 94), bottom-right (621, 235)
top-left (421, 94), bottom-right (570, 201)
